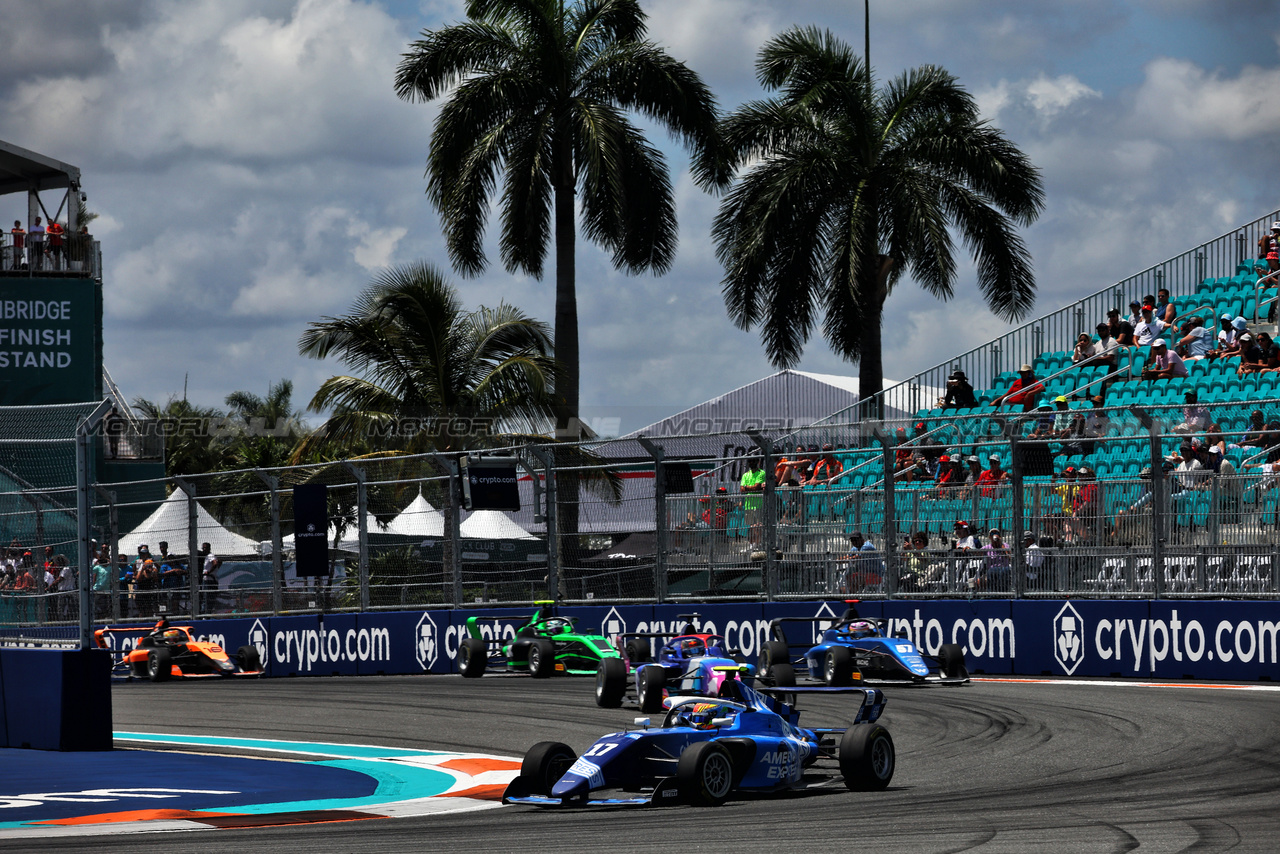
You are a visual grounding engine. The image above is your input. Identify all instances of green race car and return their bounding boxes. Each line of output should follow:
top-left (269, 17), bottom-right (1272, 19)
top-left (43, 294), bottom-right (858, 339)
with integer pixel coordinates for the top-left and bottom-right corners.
top-left (457, 601), bottom-right (621, 678)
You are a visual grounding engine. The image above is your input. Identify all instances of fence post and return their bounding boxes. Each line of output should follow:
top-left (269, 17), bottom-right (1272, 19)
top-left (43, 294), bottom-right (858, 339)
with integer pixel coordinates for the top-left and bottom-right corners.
top-left (1009, 429), bottom-right (1026, 597)
top-left (75, 401), bottom-right (110, 645)
top-left (94, 485), bottom-right (119, 622)
top-left (171, 477), bottom-right (200, 618)
top-left (636, 438), bottom-right (668, 604)
top-left (525, 446), bottom-right (560, 602)
top-left (255, 471), bottom-right (284, 615)
top-left (1133, 407), bottom-right (1165, 597)
top-left (341, 462), bottom-right (370, 612)
top-left (871, 426), bottom-right (897, 597)
top-left (431, 455), bottom-right (462, 607)
top-left (748, 434), bottom-right (777, 600)
top-left (23, 493), bottom-right (46, 623)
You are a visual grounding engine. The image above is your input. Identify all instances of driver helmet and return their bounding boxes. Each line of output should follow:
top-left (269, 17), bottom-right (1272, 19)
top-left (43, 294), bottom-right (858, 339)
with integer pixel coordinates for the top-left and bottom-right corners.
top-left (679, 637), bottom-right (702, 657)
top-left (846, 619), bottom-right (877, 638)
top-left (677, 702), bottom-right (723, 730)
top-left (163, 629), bottom-right (183, 640)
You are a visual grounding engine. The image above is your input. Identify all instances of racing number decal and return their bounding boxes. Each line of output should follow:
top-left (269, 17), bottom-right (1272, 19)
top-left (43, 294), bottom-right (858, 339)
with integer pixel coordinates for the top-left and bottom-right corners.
top-left (583, 743), bottom-right (619, 758)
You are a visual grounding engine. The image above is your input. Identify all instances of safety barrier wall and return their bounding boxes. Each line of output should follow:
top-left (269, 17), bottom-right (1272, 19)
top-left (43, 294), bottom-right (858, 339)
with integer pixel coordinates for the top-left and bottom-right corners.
top-left (0, 648), bottom-right (112, 750)
top-left (85, 600), bottom-right (1280, 683)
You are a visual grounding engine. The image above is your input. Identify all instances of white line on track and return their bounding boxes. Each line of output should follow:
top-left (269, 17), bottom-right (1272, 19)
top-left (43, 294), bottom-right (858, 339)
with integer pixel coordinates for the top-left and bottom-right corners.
top-left (973, 676), bottom-right (1280, 691)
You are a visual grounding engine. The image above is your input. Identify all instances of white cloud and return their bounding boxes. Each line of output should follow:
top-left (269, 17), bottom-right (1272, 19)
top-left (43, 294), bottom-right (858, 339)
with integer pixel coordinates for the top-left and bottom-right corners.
top-left (1133, 57), bottom-right (1280, 140)
top-left (976, 74), bottom-right (1099, 124)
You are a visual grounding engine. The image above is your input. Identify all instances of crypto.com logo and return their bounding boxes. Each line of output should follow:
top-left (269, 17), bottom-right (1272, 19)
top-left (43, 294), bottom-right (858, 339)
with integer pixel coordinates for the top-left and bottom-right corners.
top-left (248, 619), bottom-right (269, 665)
top-left (602, 606), bottom-right (627, 639)
top-left (1052, 602), bottom-right (1085, 675)
top-left (415, 612), bottom-right (438, 670)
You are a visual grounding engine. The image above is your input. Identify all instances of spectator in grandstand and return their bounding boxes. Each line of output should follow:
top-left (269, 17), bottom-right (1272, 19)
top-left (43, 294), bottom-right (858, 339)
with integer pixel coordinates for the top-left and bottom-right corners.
top-left (1237, 331), bottom-right (1279, 375)
top-left (26, 216), bottom-right (44, 271)
top-left (974, 529), bottom-right (1011, 591)
top-left (977, 455), bottom-right (1010, 497)
top-left (1174, 316), bottom-right (1213, 361)
top-left (893, 428), bottom-right (913, 473)
top-left (1169, 443), bottom-right (1212, 491)
top-left (1071, 332), bottom-right (1100, 366)
top-left (1255, 223), bottom-right (1280, 278)
top-left (1104, 307), bottom-right (1123, 338)
top-left (117, 555), bottom-right (134, 618)
top-left (46, 219), bottom-right (64, 270)
top-left (740, 458), bottom-right (766, 544)
top-left (1023, 531), bottom-right (1046, 591)
top-left (932, 455), bottom-right (962, 493)
top-left (991, 365), bottom-right (1044, 411)
top-left (9, 221), bottom-right (24, 270)
top-left (1134, 306), bottom-right (1169, 347)
top-left (1027, 403), bottom-right (1056, 439)
top-left (1115, 320), bottom-right (1136, 346)
top-left (1072, 466), bottom-right (1102, 518)
top-left (1172, 391), bottom-right (1210, 434)
top-left (1141, 339), bottom-right (1188, 380)
top-left (938, 370), bottom-right (977, 409)
top-left (807, 444), bottom-right (844, 485)
top-left (843, 532), bottom-right (883, 592)
top-left (1088, 323), bottom-right (1120, 370)
top-left (775, 445), bottom-right (808, 488)
top-left (953, 520), bottom-right (981, 551)
top-left (1125, 299), bottom-right (1143, 327)
top-left (1153, 288), bottom-right (1176, 325)
top-left (92, 555), bottom-right (111, 618)
top-left (898, 531), bottom-right (933, 592)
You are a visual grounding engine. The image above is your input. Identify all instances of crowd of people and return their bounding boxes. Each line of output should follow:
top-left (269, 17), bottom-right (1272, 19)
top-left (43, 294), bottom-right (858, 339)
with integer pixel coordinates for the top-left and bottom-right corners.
top-left (0, 539), bottom-right (221, 622)
top-left (5, 217), bottom-right (93, 272)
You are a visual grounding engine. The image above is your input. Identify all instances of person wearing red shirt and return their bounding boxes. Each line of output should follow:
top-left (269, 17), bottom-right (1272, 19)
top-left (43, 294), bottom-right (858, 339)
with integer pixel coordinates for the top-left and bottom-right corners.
top-left (46, 221), bottom-right (64, 270)
top-left (977, 455), bottom-right (1010, 498)
top-left (807, 444), bottom-right (844, 485)
top-left (991, 365), bottom-right (1044, 411)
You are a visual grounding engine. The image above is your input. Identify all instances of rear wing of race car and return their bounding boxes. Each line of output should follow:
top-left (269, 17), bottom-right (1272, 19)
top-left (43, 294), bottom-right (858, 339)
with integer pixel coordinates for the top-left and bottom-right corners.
top-left (463, 613), bottom-right (536, 641)
top-left (765, 615), bottom-right (888, 647)
top-left (93, 624), bottom-right (175, 650)
top-left (755, 685), bottom-right (887, 725)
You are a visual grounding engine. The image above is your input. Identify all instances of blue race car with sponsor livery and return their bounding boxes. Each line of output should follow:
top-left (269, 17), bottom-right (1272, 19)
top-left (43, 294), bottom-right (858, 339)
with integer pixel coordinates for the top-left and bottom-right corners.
top-left (758, 604), bottom-right (969, 687)
top-left (595, 614), bottom-right (754, 712)
top-left (505, 678), bottom-right (894, 807)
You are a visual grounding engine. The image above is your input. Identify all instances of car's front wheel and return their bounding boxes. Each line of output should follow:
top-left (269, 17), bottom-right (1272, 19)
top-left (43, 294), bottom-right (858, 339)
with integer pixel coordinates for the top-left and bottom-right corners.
top-left (527, 639), bottom-right (555, 678)
top-left (637, 664), bottom-right (666, 713)
top-left (839, 724), bottom-right (895, 791)
top-left (938, 643), bottom-right (968, 680)
top-left (824, 646), bottom-right (855, 686)
top-left (236, 645), bottom-right (261, 673)
top-left (596, 658), bottom-right (627, 707)
top-left (676, 742), bottom-right (733, 806)
top-left (520, 741), bottom-right (577, 796)
top-left (147, 648), bottom-right (172, 682)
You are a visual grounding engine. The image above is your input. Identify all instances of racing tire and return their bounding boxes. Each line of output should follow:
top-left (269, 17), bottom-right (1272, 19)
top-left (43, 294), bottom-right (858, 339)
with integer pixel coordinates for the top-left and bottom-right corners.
top-left (768, 662), bottom-right (796, 688)
top-left (676, 741), bottom-right (734, 807)
top-left (527, 639), bottom-right (556, 679)
top-left (236, 645), bottom-right (261, 673)
top-left (938, 643), bottom-right (968, 680)
top-left (458, 637), bottom-right (488, 678)
top-left (824, 646), bottom-right (855, 686)
top-left (595, 657), bottom-right (627, 708)
top-left (839, 724), bottom-right (895, 791)
top-left (625, 638), bottom-right (650, 663)
top-left (637, 664), bottom-right (666, 713)
top-left (147, 647), bottom-right (172, 682)
top-left (520, 741), bottom-right (577, 796)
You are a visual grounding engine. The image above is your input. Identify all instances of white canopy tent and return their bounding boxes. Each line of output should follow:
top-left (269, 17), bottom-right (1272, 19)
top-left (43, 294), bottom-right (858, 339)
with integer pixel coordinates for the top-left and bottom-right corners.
top-left (385, 493), bottom-right (445, 538)
top-left (118, 490), bottom-right (261, 557)
top-left (459, 510), bottom-right (537, 540)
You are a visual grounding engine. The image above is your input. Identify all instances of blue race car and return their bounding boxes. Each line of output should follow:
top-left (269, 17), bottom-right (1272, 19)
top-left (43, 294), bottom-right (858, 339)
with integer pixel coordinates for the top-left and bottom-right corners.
top-left (595, 614), bottom-right (753, 712)
top-left (504, 679), bottom-right (894, 807)
top-left (758, 604), bottom-right (969, 687)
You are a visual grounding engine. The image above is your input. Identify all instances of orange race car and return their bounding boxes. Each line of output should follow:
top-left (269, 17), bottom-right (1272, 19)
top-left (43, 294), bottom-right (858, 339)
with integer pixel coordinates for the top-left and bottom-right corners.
top-left (94, 618), bottom-right (263, 682)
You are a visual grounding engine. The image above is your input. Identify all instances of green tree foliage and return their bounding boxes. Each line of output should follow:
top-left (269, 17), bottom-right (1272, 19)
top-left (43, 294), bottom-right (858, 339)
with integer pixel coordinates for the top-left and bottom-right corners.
top-left (713, 27), bottom-right (1045, 403)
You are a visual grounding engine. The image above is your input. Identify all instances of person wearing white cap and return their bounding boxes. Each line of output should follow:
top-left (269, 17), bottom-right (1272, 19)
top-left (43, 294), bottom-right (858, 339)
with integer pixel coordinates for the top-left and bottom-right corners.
top-left (1141, 338), bottom-right (1187, 380)
top-left (1022, 531), bottom-right (1045, 591)
top-left (1207, 312), bottom-right (1243, 359)
top-left (991, 364), bottom-right (1043, 411)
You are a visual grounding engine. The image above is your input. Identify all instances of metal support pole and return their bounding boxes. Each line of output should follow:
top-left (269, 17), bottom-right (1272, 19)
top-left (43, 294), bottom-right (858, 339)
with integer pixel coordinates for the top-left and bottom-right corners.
top-left (171, 477), bottom-right (200, 618)
top-left (1132, 407), bottom-right (1165, 597)
top-left (24, 493), bottom-right (46, 623)
top-left (637, 438), bottom-right (668, 603)
top-left (526, 446), bottom-right (560, 602)
top-left (341, 462), bottom-right (370, 612)
top-left (871, 426), bottom-right (897, 597)
top-left (748, 433), bottom-right (777, 600)
top-left (431, 455), bottom-right (462, 606)
top-left (1009, 429), bottom-right (1026, 597)
top-left (75, 400), bottom-right (110, 647)
top-left (94, 486), bottom-right (119, 622)
top-left (255, 471), bottom-right (284, 614)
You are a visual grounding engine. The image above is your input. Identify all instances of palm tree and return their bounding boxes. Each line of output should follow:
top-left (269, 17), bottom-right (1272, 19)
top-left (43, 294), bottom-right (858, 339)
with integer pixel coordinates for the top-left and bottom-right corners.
top-left (131, 395), bottom-right (230, 478)
top-left (713, 27), bottom-right (1045, 407)
top-left (394, 0), bottom-right (723, 435)
top-left (297, 261), bottom-right (558, 456)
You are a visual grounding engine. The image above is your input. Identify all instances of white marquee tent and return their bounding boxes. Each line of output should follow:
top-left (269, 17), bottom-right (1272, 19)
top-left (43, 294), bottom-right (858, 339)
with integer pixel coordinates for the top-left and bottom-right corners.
top-left (459, 510), bottom-right (537, 540)
top-left (118, 490), bottom-right (261, 557)
top-left (386, 493), bottom-right (445, 538)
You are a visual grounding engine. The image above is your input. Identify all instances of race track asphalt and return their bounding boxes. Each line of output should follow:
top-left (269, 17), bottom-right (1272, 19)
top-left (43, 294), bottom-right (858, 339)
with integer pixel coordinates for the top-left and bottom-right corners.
top-left (6, 673), bottom-right (1277, 853)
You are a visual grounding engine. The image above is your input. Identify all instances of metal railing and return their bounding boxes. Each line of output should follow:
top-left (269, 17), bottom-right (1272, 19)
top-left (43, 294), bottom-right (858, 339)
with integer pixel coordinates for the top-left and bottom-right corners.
top-left (0, 231), bottom-right (100, 279)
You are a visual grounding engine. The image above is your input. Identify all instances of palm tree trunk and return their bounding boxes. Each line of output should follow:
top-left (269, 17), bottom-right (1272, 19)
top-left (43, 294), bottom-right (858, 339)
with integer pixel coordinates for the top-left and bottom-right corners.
top-left (552, 129), bottom-right (582, 574)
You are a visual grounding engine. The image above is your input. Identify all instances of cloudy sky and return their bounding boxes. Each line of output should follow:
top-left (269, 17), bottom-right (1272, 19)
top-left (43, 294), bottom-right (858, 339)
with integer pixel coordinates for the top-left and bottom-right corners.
top-left (2, 0), bottom-right (1277, 434)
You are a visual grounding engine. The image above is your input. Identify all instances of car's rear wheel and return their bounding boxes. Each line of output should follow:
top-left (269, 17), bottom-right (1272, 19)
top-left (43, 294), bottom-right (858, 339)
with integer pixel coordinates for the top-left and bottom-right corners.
top-left (676, 742), bottom-right (733, 806)
top-left (637, 664), bottom-right (666, 713)
top-left (527, 639), bottom-right (555, 678)
top-left (147, 648), bottom-right (172, 682)
top-left (768, 662), bottom-right (796, 688)
top-left (758, 640), bottom-right (790, 684)
top-left (521, 741), bottom-right (577, 796)
top-left (938, 643), bottom-right (968, 680)
top-left (596, 657), bottom-right (627, 708)
top-left (839, 724), bottom-right (895, 791)
top-left (824, 646), bottom-right (855, 686)
top-left (458, 637), bottom-right (488, 678)
top-left (236, 645), bottom-right (261, 673)
top-left (625, 639), bottom-right (650, 663)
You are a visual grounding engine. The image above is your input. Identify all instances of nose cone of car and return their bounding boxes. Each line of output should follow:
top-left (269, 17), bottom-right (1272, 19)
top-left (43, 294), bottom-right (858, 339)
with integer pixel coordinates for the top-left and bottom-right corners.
top-left (550, 771), bottom-right (591, 799)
